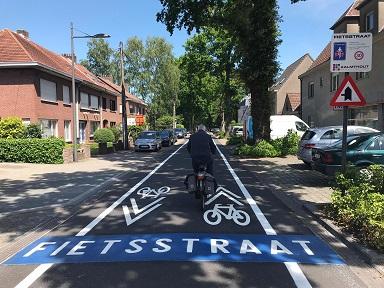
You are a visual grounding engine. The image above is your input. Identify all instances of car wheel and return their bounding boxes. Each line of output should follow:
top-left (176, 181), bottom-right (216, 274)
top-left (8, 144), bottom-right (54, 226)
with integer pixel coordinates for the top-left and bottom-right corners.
top-left (303, 161), bottom-right (312, 168)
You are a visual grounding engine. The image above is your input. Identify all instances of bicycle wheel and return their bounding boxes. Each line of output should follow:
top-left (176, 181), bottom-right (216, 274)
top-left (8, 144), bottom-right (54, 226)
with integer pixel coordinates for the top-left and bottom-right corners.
top-left (203, 210), bottom-right (221, 225)
top-left (158, 186), bottom-right (170, 194)
top-left (233, 210), bottom-right (251, 226)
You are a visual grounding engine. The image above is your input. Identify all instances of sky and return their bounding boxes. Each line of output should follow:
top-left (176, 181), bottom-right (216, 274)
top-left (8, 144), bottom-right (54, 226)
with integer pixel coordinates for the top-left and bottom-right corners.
top-left (0, 0), bottom-right (351, 70)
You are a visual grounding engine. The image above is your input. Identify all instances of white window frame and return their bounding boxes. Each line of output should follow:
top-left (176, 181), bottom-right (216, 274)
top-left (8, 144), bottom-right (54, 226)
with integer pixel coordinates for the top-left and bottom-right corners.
top-left (331, 73), bottom-right (340, 92)
top-left (90, 95), bottom-right (99, 110)
top-left (90, 121), bottom-right (100, 137)
top-left (80, 92), bottom-right (89, 108)
top-left (40, 79), bottom-right (57, 102)
top-left (40, 119), bottom-right (58, 138)
top-left (366, 11), bottom-right (374, 32)
top-left (22, 118), bottom-right (31, 126)
top-left (64, 120), bottom-right (71, 142)
top-left (63, 85), bottom-right (70, 105)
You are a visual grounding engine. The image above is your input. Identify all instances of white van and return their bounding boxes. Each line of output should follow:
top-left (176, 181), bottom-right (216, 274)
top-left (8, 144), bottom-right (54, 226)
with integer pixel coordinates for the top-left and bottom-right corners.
top-left (270, 115), bottom-right (309, 139)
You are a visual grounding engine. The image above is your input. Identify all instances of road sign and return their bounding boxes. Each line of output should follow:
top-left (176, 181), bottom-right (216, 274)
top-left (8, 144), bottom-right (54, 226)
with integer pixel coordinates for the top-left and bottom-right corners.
top-left (330, 33), bottom-right (372, 73)
top-left (330, 76), bottom-right (366, 107)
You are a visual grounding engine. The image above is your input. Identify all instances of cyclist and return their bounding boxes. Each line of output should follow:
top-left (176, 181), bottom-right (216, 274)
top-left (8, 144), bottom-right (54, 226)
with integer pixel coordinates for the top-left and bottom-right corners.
top-left (187, 124), bottom-right (216, 176)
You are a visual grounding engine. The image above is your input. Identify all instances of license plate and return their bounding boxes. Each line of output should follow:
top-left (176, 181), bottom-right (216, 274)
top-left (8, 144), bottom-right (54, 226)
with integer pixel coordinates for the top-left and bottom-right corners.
top-left (314, 153), bottom-right (320, 159)
top-left (140, 145), bottom-right (149, 149)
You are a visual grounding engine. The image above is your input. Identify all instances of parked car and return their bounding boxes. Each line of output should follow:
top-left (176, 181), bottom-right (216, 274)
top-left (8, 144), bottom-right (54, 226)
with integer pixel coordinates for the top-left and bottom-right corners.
top-left (298, 126), bottom-right (379, 165)
top-left (134, 131), bottom-right (162, 152)
top-left (211, 128), bottom-right (220, 135)
top-left (270, 115), bottom-right (309, 140)
top-left (231, 126), bottom-right (243, 137)
top-left (174, 128), bottom-right (185, 139)
top-left (311, 132), bottom-right (384, 175)
top-left (160, 130), bottom-right (175, 147)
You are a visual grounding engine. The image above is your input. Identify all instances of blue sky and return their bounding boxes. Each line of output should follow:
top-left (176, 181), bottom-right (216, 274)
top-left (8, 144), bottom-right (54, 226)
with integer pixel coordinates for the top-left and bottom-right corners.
top-left (0, 0), bottom-right (350, 70)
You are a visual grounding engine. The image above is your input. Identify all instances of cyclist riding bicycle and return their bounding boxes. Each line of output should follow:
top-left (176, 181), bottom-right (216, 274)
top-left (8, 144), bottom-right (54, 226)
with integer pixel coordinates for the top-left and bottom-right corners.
top-left (187, 124), bottom-right (216, 176)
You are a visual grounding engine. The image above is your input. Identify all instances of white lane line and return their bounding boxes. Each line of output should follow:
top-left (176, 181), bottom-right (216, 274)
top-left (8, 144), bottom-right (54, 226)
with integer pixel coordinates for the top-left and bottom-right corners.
top-left (14, 142), bottom-right (187, 288)
top-left (213, 142), bottom-right (275, 235)
top-left (76, 142), bottom-right (187, 237)
top-left (284, 262), bottom-right (312, 288)
top-left (14, 264), bottom-right (53, 288)
top-left (214, 142), bottom-right (312, 288)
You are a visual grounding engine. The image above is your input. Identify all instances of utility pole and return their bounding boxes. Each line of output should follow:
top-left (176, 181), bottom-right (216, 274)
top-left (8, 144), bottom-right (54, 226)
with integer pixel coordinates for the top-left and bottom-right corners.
top-left (120, 41), bottom-right (129, 150)
top-left (173, 99), bottom-right (176, 129)
top-left (71, 22), bottom-right (78, 162)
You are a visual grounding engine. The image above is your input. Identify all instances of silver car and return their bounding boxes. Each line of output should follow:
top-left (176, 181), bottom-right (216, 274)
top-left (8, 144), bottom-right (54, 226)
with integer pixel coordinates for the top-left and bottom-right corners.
top-left (298, 125), bottom-right (379, 165)
top-left (135, 131), bottom-right (162, 152)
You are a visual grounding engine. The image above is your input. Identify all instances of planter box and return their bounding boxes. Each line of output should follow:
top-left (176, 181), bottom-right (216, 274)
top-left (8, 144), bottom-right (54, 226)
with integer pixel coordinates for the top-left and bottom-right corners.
top-left (63, 145), bottom-right (91, 163)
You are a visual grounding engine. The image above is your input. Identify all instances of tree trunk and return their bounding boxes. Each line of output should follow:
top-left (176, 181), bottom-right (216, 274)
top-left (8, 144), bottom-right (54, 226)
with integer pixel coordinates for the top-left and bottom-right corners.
top-left (250, 83), bottom-right (271, 143)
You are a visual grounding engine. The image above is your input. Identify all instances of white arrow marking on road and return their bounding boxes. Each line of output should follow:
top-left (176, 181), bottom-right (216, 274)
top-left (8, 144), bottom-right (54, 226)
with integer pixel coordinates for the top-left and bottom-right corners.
top-left (205, 187), bottom-right (243, 206)
top-left (123, 197), bottom-right (165, 226)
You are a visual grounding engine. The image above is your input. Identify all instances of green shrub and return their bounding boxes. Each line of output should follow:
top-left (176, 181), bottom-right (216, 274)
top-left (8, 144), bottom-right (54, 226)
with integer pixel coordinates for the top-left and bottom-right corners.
top-left (227, 136), bottom-right (243, 145)
top-left (235, 141), bottom-right (279, 158)
top-left (327, 165), bottom-right (384, 252)
top-left (0, 117), bottom-right (26, 139)
top-left (108, 127), bottom-right (121, 143)
top-left (270, 130), bottom-right (300, 156)
top-left (0, 138), bottom-right (65, 164)
top-left (218, 131), bottom-right (226, 139)
top-left (94, 128), bottom-right (114, 144)
top-left (25, 123), bottom-right (42, 138)
top-left (128, 125), bottom-right (145, 141)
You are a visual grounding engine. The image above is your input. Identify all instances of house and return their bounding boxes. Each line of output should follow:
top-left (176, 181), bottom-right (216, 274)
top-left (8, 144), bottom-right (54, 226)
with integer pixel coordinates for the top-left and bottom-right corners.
top-left (270, 54), bottom-right (314, 115)
top-left (300, 0), bottom-right (384, 130)
top-left (0, 29), bottom-right (147, 143)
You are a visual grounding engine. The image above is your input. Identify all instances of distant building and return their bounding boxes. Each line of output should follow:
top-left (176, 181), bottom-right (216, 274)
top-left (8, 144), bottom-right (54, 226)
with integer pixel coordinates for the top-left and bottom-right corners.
top-left (270, 54), bottom-right (313, 116)
top-left (300, 0), bottom-right (384, 130)
top-left (0, 29), bottom-right (146, 143)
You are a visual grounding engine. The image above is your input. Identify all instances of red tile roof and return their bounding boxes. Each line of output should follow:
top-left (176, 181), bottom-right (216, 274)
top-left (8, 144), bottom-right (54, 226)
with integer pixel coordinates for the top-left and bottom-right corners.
top-left (286, 93), bottom-right (301, 112)
top-left (301, 42), bottom-right (331, 76)
top-left (0, 29), bottom-right (143, 103)
top-left (331, 0), bottom-right (363, 29)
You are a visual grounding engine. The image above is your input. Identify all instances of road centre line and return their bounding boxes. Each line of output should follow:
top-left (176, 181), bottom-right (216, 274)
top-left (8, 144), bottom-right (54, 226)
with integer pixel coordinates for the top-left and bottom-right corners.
top-left (14, 142), bottom-right (188, 288)
top-left (214, 141), bottom-right (312, 288)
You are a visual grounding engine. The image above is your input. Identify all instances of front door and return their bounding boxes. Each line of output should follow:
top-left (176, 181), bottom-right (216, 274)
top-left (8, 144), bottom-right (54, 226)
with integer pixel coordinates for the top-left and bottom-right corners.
top-left (79, 121), bottom-right (87, 143)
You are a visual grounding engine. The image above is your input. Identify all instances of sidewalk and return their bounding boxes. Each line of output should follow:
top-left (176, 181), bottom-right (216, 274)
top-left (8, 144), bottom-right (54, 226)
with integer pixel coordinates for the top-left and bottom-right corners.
top-left (0, 150), bottom-right (153, 215)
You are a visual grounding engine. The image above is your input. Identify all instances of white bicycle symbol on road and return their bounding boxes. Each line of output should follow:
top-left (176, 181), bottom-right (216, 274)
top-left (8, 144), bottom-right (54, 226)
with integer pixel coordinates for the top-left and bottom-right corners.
top-left (203, 204), bottom-right (250, 226)
top-left (137, 186), bottom-right (170, 199)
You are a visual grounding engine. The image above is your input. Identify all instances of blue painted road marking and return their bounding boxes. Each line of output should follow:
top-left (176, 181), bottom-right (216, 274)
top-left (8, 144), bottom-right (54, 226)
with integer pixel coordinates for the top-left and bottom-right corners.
top-left (5, 233), bottom-right (344, 265)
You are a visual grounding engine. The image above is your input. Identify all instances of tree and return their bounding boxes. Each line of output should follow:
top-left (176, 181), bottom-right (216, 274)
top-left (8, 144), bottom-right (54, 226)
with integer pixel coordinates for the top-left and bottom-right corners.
top-left (157, 0), bottom-right (289, 141)
top-left (80, 39), bottom-right (114, 77)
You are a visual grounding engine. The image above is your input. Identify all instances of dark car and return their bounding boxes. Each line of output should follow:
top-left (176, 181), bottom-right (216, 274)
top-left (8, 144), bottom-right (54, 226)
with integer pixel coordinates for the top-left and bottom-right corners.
top-left (160, 130), bottom-right (175, 147)
top-left (312, 132), bottom-right (384, 175)
top-left (174, 128), bottom-right (185, 139)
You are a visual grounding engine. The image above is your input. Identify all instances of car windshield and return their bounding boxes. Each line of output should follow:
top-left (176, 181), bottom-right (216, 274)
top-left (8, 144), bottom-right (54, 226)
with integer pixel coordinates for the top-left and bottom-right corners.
top-left (175, 129), bottom-right (183, 133)
top-left (331, 135), bottom-right (373, 149)
top-left (160, 131), bottom-right (169, 136)
top-left (139, 132), bottom-right (156, 139)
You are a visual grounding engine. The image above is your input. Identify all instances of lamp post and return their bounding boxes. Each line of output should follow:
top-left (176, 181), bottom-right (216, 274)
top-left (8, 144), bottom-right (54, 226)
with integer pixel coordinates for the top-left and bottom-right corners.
top-left (70, 22), bottom-right (110, 162)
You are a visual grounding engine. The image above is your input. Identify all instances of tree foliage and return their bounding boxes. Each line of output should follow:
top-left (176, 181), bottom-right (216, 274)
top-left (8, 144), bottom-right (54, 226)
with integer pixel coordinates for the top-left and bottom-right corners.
top-left (157, 0), bottom-right (287, 140)
top-left (80, 39), bottom-right (114, 77)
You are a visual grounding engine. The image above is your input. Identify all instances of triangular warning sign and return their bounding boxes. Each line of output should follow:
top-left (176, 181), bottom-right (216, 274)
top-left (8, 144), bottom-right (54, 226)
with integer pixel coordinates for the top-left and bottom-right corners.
top-left (330, 76), bottom-right (366, 107)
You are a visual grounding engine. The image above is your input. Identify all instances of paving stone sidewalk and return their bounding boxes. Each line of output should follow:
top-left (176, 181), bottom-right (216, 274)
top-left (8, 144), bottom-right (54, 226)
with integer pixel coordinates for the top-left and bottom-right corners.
top-left (234, 155), bottom-right (333, 211)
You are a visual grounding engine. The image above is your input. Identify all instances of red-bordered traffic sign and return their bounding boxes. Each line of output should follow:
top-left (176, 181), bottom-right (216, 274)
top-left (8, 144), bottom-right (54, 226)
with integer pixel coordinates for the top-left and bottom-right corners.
top-left (330, 76), bottom-right (366, 106)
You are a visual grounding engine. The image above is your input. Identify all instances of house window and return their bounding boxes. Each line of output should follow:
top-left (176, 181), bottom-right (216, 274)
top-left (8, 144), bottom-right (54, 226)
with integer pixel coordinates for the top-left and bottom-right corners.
top-left (331, 73), bottom-right (340, 92)
top-left (102, 97), bottom-right (107, 110)
top-left (80, 92), bottom-right (89, 108)
top-left (40, 79), bottom-right (57, 102)
top-left (129, 104), bottom-right (134, 114)
top-left (110, 122), bottom-right (116, 127)
top-left (308, 82), bottom-right (314, 98)
top-left (356, 72), bottom-right (369, 80)
top-left (40, 119), bottom-right (58, 138)
top-left (63, 85), bottom-right (70, 104)
top-left (90, 95), bottom-right (99, 110)
top-left (319, 77), bottom-right (323, 87)
top-left (64, 120), bottom-right (71, 142)
top-left (110, 100), bottom-right (116, 112)
top-left (22, 118), bottom-right (31, 126)
top-left (90, 121), bottom-right (100, 137)
top-left (366, 11), bottom-right (374, 32)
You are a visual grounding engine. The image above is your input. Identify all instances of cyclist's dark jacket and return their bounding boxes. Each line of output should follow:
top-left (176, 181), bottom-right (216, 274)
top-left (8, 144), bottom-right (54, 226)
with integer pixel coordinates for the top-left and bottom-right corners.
top-left (187, 130), bottom-right (216, 162)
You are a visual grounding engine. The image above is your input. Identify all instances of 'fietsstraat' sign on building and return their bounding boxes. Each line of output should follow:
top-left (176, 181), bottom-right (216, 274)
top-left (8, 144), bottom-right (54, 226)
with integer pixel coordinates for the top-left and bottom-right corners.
top-left (330, 33), bottom-right (372, 73)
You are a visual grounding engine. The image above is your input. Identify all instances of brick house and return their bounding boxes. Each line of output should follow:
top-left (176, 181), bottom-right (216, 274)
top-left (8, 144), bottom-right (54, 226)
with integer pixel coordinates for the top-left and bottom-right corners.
top-left (300, 0), bottom-right (384, 130)
top-left (0, 29), bottom-right (146, 143)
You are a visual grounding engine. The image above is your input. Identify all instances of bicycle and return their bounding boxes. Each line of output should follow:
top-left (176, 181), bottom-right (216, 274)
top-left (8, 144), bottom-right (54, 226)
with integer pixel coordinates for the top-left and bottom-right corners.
top-left (203, 203), bottom-right (250, 226)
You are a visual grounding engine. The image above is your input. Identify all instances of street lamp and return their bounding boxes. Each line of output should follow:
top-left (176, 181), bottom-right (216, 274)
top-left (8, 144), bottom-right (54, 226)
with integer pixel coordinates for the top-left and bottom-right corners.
top-left (70, 22), bottom-right (110, 162)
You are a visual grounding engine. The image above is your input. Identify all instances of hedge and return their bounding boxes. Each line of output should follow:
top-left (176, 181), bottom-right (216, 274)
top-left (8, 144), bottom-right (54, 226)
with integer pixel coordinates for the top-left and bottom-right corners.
top-left (326, 165), bottom-right (384, 252)
top-left (0, 138), bottom-right (65, 164)
top-left (94, 128), bottom-right (115, 144)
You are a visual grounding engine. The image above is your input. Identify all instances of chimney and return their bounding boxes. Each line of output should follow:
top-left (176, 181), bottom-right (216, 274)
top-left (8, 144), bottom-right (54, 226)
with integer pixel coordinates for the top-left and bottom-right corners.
top-left (16, 29), bottom-right (29, 38)
top-left (62, 53), bottom-right (76, 63)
